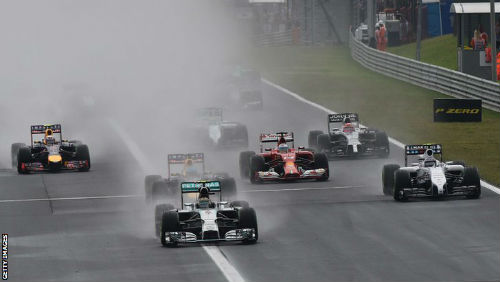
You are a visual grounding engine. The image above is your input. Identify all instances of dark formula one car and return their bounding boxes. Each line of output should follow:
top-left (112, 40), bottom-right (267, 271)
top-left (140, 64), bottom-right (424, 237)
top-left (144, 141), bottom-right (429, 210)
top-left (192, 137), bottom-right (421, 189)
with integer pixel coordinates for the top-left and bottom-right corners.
top-left (156, 180), bottom-right (257, 247)
top-left (382, 144), bottom-right (481, 201)
top-left (144, 153), bottom-right (237, 203)
top-left (308, 113), bottom-right (390, 158)
top-left (11, 124), bottom-right (90, 174)
top-left (196, 107), bottom-right (248, 149)
top-left (225, 67), bottom-right (264, 110)
top-left (239, 132), bottom-right (329, 183)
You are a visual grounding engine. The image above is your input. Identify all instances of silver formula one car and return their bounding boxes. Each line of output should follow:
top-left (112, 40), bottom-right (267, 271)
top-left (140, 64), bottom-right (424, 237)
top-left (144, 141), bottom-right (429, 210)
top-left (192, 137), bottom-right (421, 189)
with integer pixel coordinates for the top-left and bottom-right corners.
top-left (308, 113), bottom-right (389, 158)
top-left (382, 144), bottom-right (481, 201)
top-left (156, 180), bottom-right (258, 247)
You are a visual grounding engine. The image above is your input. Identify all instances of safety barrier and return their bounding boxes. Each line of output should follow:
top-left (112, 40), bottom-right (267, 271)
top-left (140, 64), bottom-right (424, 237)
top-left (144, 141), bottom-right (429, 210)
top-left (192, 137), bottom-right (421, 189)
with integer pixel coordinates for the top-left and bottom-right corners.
top-left (349, 33), bottom-right (500, 112)
top-left (254, 30), bottom-right (293, 47)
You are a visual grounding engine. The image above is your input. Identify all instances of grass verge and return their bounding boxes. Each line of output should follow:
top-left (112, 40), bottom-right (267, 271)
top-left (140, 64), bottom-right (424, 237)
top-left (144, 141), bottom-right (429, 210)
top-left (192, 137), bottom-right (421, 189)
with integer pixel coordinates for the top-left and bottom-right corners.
top-left (247, 46), bottom-right (499, 185)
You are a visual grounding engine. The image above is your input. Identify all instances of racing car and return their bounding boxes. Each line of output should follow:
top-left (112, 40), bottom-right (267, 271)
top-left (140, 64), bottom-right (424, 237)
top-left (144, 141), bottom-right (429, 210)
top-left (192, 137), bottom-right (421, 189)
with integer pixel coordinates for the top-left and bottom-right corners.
top-left (11, 124), bottom-right (90, 174)
top-left (382, 144), bottom-right (481, 201)
top-left (156, 180), bottom-right (257, 247)
top-left (308, 113), bottom-right (390, 158)
top-left (239, 132), bottom-right (329, 183)
top-left (195, 107), bottom-right (249, 149)
top-left (221, 66), bottom-right (263, 110)
top-left (144, 153), bottom-right (237, 203)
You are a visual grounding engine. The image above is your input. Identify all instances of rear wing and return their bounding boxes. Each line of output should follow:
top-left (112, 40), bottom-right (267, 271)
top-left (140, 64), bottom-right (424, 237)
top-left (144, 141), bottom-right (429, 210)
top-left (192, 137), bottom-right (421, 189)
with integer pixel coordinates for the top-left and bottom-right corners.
top-left (405, 144), bottom-right (443, 166)
top-left (259, 132), bottom-right (294, 152)
top-left (30, 124), bottom-right (62, 145)
top-left (328, 113), bottom-right (359, 123)
top-left (197, 107), bottom-right (223, 124)
top-left (167, 153), bottom-right (205, 176)
top-left (180, 181), bottom-right (221, 206)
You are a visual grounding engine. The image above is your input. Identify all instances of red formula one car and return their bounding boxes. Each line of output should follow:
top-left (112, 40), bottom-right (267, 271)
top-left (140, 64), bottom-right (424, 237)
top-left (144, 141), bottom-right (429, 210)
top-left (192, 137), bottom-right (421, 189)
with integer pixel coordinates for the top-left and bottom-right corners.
top-left (239, 132), bottom-right (330, 183)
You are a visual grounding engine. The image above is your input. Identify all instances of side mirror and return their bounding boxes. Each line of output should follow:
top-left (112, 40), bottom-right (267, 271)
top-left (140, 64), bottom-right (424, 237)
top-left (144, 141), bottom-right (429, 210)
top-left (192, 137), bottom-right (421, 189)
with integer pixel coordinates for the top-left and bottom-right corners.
top-left (265, 148), bottom-right (271, 151)
top-left (298, 146), bottom-right (305, 150)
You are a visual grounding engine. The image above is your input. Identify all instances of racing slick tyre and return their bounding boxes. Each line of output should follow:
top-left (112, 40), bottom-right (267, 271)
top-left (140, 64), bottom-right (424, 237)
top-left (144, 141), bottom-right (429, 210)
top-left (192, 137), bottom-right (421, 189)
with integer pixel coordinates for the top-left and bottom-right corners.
top-left (161, 211), bottom-right (180, 247)
top-left (17, 147), bottom-right (32, 174)
top-left (75, 144), bottom-right (91, 172)
top-left (11, 143), bottom-right (25, 168)
top-left (393, 170), bottom-right (410, 202)
top-left (155, 203), bottom-right (175, 237)
top-left (313, 153), bottom-right (329, 181)
top-left (375, 131), bottom-right (390, 158)
top-left (145, 175), bottom-right (162, 203)
top-left (308, 130), bottom-right (324, 149)
top-left (230, 200), bottom-right (249, 208)
top-left (238, 207), bottom-right (258, 243)
top-left (382, 164), bottom-right (400, 196)
top-left (220, 177), bottom-right (237, 199)
top-left (317, 134), bottom-right (331, 152)
top-left (250, 155), bottom-right (266, 184)
top-left (239, 151), bottom-right (255, 179)
top-left (464, 167), bottom-right (481, 199)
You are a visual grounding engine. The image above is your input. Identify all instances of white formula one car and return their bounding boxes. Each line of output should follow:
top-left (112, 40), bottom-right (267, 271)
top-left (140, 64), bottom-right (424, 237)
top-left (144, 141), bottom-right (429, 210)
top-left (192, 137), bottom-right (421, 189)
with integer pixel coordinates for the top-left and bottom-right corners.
top-left (196, 107), bottom-right (248, 149)
top-left (308, 113), bottom-right (389, 158)
top-left (382, 144), bottom-right (481, 201)
top-left (155, 180), bottom-right (258, 247)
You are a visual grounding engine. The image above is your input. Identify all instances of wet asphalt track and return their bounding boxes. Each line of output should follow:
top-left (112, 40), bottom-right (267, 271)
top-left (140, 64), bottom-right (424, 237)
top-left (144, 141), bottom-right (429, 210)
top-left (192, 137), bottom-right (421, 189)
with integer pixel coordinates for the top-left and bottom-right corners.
top-left (0, 83), bottom-right (499, 282)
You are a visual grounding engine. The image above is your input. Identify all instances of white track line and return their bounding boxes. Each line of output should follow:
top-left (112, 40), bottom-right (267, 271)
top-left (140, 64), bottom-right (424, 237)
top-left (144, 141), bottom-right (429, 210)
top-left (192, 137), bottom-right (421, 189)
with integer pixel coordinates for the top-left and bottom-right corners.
top-left (0, 194), bottom-right (141, 203)
top-left (262, 79), bottom-right (500, 195)
top-left (107, 118), bottom-right (246, 282)
top-left (242, 185), bottom-right (364, 193)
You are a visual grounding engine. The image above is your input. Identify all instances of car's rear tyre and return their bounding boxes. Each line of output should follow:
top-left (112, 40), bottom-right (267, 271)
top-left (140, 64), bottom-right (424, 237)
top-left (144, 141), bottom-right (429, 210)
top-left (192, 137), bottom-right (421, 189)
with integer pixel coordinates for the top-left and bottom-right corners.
top-left (145, 175), bottom-right (162, 203)
top-left (375, 131), bottom-right (390, 158)
top-left (220, 177), bottom-right (237, 199)
top-left (75, 144), bottom-right (91, 172)
top-left (239, 151), bottom-right (255, 179)
top-left (155, 203), bottom-right (175, 237)
top-left (308, 130), bottom-right (324, 149)
top-left (230, 200), bottom-right (249, 208)
top-left (152, 180), bottom-right (168, 202)
top-left (161, 211), bottom-right (180, 247)
top-left (382, 164), bottom-right (400, 196)
top-left (250, 155), bottom-right (266, 184)
top-left (313, 153), bottom-right (329, 181)
top-left (464, 166), bottom-right (481, 199)
top-left (317, 134), bottom-right (331, 152)
top-left (394, 169), bottom-right (410, 202)
top-left (11, 143), bottom-right (25, 168)
top-left (17, 147), bottom-right (32, 174)
top-left (238, 207), bottom-right (258, 243)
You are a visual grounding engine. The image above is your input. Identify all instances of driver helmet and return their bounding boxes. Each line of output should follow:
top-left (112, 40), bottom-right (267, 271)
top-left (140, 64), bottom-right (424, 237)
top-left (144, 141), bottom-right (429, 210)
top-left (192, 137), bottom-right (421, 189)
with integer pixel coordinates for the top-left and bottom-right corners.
top-left (343, 123), bottom-right (354, 133)
top-left (278, 143), bottom-right (289, 153)
top-left (198, 187), bottom-right (211, 209)
top-left (343, 117), bottom-right (351, 124)
top-left (44, 135), bottom-right (56, 145)
top-left (423, 156), bottom-right (437, 167)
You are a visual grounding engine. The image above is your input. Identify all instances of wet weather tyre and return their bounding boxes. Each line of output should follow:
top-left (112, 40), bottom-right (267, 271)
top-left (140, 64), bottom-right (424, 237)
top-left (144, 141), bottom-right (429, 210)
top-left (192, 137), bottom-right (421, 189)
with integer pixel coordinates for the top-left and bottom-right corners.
top-left (152, 181), bottom-right (168, 202)
top-left (313, 153), bottom-right (329, 181)
top-left (394, 170), bottom-right (410, 202)
top-left (317, 134), bottom-right (331, 152)
top-left (230, 200), bottom-right (249, 208)
top-left (11, 143), bottom-right (25, 168)
top-left (382, 164), bottom-right (400, 196)
top-left (75, 144), bottom-right (90, 172)
top-left (155, 204), bottom-right (175, 237)
top-left (238, 207), bottom-right (258, 243)
top-left (145, 175), bottom-right (162, 203)
top-left (239, 151), bottom-right (255, 179)
top-left (375, 131), bottom-right (390, 158)
top-left (250, 155), bottom-right (265, 184)
top-left (464, 167), bottom-right (481, 199)
top-left (17, 147), bottom-right (32, 174)
top-left (220, 177), bottom-right (237, 199)
top-left (161, 211), bottom-right (180, 247)
top-left (308, 130), bottom-right (323, 149)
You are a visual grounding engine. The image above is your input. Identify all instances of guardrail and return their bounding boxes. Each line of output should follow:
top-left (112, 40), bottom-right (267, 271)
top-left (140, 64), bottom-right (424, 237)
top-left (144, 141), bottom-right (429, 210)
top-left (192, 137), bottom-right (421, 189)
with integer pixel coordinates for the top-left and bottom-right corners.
top-left (349, 33), bottom-right (500, 112)
top-left (254, 30), bottom-right (293, 47)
